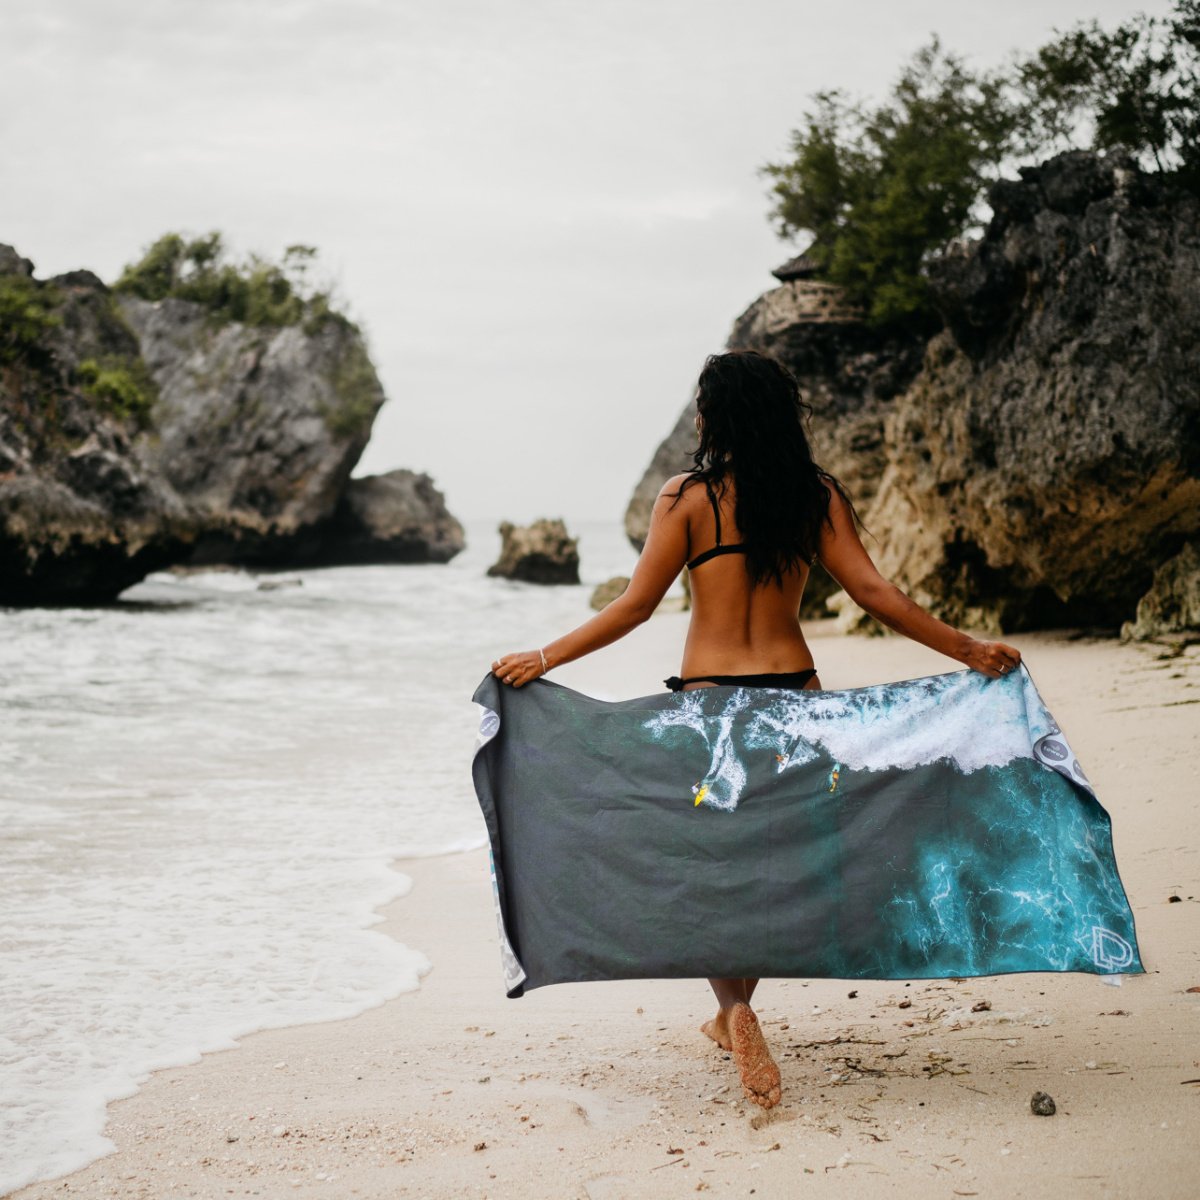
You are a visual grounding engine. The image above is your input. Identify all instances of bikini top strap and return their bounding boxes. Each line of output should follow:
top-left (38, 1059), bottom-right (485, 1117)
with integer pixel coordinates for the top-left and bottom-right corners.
top-left (702, 479), bottom-right (723, 546)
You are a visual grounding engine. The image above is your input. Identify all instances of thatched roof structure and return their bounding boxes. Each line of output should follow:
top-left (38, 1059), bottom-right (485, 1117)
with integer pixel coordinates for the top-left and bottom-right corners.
top-left (771, 241), bottom-right (825, 282)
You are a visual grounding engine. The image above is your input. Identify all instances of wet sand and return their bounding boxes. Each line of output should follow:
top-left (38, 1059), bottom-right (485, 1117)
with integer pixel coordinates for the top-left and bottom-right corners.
top-left (12, 616), bottom-right (1200, 1199)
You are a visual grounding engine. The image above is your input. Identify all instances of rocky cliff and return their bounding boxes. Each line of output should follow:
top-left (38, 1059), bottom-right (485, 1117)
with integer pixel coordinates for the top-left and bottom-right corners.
top-left (0, 246), bottom-right (463, 604)
top-left (312, 470), bottom-right (464, 566)
top-left (850, 151), bottom-right (1200, 633)
top-left (625, 151), bottom-right (1200, 635)
top-left (0, 252), bottom-right (192, 603)
top-left (119, 293), bottom-right (382, 565)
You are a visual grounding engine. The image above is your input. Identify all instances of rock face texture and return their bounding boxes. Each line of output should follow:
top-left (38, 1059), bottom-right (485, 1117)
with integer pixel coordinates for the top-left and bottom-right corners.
top-left (0, 246), bottom-right (463, 604)
top-left (624, 278), bottom-right (925, 616)
top-left (1120, 542), bottom-right (1200, 642)
top-left (118, 294), bottom-right (384, 565)
top-left (849, 152), bottom-right (1200, 633)
top-left (312, 470), bottom-right (465, 566)
top-left (625, 151), bottom-right (1200, 634)
top-left (487, 519), bottom-right (580, 585)
top-left (0, 260), bottom-right (192, 603)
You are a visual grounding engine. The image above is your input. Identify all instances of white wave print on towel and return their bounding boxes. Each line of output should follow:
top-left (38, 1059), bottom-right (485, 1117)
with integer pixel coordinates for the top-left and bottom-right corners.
top-left (643, 666), bottom-right (1061, 812)
top-left (642, 687), bottom-right (754, 811)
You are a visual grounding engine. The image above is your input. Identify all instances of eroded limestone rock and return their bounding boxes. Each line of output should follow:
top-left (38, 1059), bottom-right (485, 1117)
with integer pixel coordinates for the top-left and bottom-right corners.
top-left (1121, 542), bottom-right (1200, 642)
top-left (487, 519), bottom-right (580, 585)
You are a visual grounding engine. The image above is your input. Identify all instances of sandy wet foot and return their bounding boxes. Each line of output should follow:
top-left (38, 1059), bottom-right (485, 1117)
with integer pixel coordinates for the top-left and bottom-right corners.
top-left (728, 1002), bottom-right (782, 1108)
top-left (700, 1009), bottom-right (732, 1051)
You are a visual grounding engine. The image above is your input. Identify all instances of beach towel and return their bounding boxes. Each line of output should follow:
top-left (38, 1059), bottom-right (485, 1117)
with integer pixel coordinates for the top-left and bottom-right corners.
top-left (470, 663), bottom-right (1142, 998)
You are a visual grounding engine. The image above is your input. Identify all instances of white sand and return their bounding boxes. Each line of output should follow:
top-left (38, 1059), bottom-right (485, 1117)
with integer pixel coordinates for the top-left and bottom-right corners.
top-left (12, 616), bottom-right (1200, 1200)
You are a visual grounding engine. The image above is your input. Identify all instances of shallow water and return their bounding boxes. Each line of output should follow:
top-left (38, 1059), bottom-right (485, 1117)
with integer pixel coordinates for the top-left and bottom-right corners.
top-left (0, 519), bottom-right (638, 1194)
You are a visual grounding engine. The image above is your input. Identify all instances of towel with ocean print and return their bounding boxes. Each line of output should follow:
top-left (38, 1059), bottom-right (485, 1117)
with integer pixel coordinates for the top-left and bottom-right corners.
top-left (470, 663), bottom-right (1142, 999)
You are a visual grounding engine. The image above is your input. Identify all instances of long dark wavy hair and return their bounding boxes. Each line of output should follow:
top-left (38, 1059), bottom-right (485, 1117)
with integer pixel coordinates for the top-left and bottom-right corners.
top-left (668, 349), bottom-right (869, 587)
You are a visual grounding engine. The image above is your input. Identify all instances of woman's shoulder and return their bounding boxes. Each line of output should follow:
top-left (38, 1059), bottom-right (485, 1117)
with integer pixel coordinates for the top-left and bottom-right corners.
top-left (663, 469), bottom-right (695, 484)
top-left (658, 471), bottom-right (705, 497)
top-left (652, 473), bottom-right (708, 521)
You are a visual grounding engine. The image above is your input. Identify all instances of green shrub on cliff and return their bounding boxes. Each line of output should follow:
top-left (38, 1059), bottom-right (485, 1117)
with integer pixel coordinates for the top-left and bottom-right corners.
top-left (0, 275), bottom-right (62, 367)
top-left (1018, 1), bottom-right (1200, 186)
top-left (75, 356), bottom-right (158, 426)
top-left (764, 41), bottom-right (1017, 329)
top-left (764, 1), bottom-right (1200, 327)
top-left (114, 234), bottom-right (351, 332)
top-left (321, 337), bottom-right (381, 440)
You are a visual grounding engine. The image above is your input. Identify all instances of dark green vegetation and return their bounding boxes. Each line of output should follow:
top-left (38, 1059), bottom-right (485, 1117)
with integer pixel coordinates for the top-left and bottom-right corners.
top-left (764, 1), bottom-right (1200, 326)
top-left (0, 271), bottom-right (156, 431)
top-left (75, 356), bottom-right (158, 425)
top-left (114, 233), bottom-right (351, 333)
top-left (1, 235), bottom-right (374, 441)
top-left (0, 275), bottom-right (62, 368)
top-left (323, 338), bottom-right (383, 440)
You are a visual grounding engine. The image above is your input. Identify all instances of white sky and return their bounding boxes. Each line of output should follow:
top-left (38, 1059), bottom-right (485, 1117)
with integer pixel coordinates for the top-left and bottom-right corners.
top-left (2, 1), bottom-right (1170, 523)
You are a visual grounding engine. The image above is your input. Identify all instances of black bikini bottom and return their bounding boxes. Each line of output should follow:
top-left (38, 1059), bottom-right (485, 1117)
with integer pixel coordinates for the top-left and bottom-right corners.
top-left (664, 668), bottom-right (818, 692)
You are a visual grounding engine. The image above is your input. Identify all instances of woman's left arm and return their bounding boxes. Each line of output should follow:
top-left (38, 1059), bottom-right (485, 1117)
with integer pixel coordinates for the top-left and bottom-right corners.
top-left (816, 481), bottom-right (1020, 677)
top-left (491, 478), bottom-right (690, 687)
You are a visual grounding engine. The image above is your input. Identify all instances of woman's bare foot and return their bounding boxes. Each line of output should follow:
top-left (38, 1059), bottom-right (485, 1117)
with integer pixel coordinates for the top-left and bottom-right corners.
top-left (700, 1008), bottom-right (733, 1051)
top-left (728, 1002), bottom-right (782, 1108)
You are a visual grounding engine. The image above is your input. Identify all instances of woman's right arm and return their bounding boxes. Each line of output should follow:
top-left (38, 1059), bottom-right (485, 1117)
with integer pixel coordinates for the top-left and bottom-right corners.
top-left (815, 482), bottom-right (1021, 679)
top-left (492, 477), bottom-right (692, 687)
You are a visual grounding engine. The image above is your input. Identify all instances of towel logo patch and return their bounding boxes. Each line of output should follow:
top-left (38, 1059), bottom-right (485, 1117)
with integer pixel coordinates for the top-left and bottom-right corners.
top-left (1090, 926), bottom-right (1134, 971)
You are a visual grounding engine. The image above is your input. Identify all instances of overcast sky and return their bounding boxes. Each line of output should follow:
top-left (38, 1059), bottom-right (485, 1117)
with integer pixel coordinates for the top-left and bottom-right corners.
top-left (3, 0), bottom-right (1171, 524)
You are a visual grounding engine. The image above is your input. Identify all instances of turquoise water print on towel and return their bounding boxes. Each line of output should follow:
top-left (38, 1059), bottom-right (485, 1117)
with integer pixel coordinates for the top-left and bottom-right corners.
top-left (471, 663), bottom-right (1142, 998)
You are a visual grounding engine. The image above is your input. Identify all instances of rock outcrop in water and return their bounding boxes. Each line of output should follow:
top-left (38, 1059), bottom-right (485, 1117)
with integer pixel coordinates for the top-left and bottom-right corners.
top-left (487, 519), bottom-right (580, 584)
top-left (625, 151), bottom-right (1200, 634)
top-left (0, 246), bottom-right (463, 604)
top-left (118, 293), bottom-right (383, 566)
top-left (0, 255), bottom-right (192, 603)
top-left (310, 469), bottom-right (465, 566)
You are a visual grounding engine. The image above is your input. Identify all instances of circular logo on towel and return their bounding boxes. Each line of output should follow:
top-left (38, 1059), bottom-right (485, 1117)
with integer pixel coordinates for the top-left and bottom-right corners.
top-left (479, 711), bottom-right (500, 738)
top-left (1035, 736), bottom-right (1069, 762)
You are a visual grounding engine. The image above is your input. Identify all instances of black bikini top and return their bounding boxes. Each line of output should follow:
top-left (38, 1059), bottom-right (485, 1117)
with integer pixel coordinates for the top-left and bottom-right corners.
top-left (686, 478), bottom-right (747, 570)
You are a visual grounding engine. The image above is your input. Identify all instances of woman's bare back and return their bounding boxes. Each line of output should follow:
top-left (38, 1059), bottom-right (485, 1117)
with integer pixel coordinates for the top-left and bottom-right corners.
top-left (678, 476), bottom-right (820, 689)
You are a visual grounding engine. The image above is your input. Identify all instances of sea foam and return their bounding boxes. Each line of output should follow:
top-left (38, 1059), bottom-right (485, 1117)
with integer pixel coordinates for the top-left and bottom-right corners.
top-left (0, 521), bottom-right (635, 1195)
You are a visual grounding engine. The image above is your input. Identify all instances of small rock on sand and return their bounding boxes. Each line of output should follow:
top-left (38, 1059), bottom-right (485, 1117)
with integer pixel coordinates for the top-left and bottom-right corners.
top-left (590, 576), bottom-right (630, 610)
top-left (1031, 1091), bottom-right (1056, 1116)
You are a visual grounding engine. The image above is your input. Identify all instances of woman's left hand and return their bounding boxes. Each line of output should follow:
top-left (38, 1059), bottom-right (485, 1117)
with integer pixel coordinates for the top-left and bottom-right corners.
top-left (491, 650), bottom-right (545, 688)
top-left (962, 638), bottom-right (1022, 679)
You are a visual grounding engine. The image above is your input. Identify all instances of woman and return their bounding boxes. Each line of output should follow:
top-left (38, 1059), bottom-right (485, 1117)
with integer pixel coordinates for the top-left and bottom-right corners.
top-left (490, 349), bottom-right (1021, 1110)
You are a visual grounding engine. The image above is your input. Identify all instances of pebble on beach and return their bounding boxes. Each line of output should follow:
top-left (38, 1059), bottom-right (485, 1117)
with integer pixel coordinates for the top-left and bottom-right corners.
top-left (1031, 1091), bottom-right (1056, 1116)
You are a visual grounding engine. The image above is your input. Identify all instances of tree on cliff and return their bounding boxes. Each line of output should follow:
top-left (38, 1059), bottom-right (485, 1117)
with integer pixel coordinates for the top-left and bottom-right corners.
top-left (1017, 0), bottom-right (1200, 186)
top-left (764, 1), bottom-right (1200, 327)
top-left (762, 40), bottom-right (1017, 330)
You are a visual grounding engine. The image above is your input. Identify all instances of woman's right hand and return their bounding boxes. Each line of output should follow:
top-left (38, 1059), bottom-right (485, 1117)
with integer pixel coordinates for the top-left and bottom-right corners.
top-left (963, 638), bottom-right (1022, 679)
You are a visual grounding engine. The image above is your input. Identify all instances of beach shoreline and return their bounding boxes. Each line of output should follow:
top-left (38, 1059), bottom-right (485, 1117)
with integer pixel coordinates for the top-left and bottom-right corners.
top-left (11, 619), bottom-right (1200, 1199)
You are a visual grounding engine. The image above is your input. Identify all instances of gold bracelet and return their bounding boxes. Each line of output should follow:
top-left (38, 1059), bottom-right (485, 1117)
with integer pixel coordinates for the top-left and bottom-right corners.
top-left (538, 648), bottom-right (548, 675)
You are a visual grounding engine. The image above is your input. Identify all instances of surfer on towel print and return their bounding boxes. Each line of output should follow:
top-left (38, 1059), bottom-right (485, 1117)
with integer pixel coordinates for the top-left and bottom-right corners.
top-left (490, 349), bottom-right (1021, 1111)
